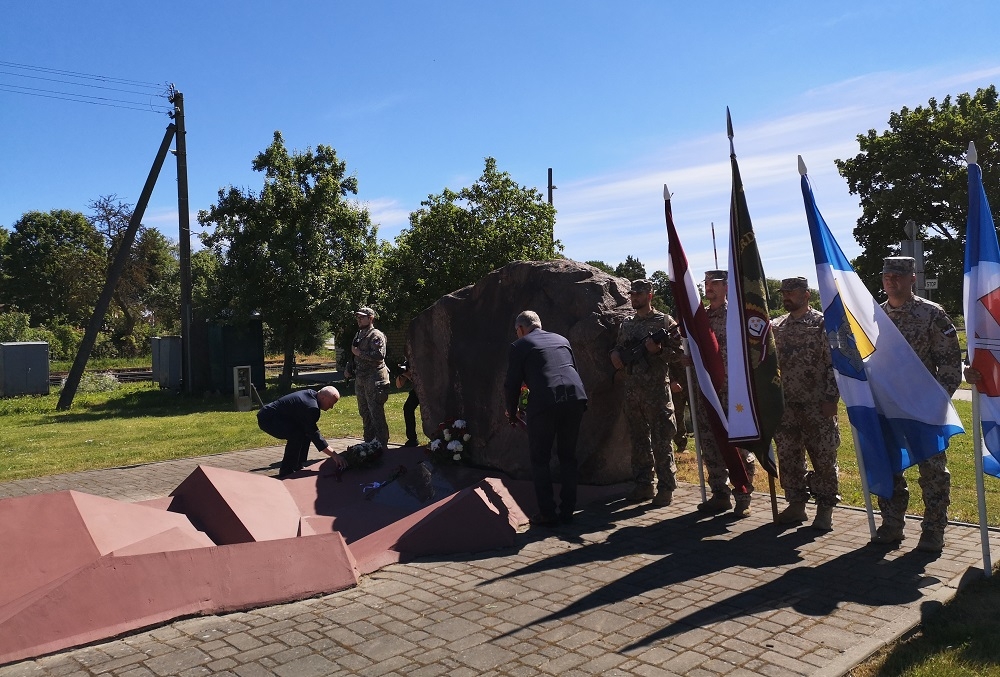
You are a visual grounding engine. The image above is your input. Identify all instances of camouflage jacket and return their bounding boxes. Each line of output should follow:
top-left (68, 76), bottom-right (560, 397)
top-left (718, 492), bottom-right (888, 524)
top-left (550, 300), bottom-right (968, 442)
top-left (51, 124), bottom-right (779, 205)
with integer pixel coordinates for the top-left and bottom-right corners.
top-left (773, 308), bottom-right (839, 410)
top-left (880, 296), bottom-right (961, 396)
top-left (614, 310), bottom-right (684, 386)
top-left (706, 302), bottom-right (727, 370)
top-left (353, 326), bottom-right (390, 384)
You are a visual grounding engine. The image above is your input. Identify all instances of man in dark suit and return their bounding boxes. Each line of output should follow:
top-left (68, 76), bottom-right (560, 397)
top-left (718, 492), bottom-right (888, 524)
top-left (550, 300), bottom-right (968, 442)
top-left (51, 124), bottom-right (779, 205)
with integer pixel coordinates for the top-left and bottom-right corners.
top-left (504, 310), bottom-right (588, 526)
top-left (256, 385), bottom-right (347, 477)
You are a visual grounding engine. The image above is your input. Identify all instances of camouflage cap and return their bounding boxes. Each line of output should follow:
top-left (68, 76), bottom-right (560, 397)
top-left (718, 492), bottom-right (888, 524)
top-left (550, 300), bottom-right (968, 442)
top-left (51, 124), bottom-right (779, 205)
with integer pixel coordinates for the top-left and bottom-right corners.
top-left (355, 306), bottom-right (376, 317)
top-left (630, 279), bottom-right (653, 293)
top-left (705, 270), bottom-right (728, 282)
top-left (779, 277), bottom-right (808, 292)
top-left (882, 256), bottom-right (915, 275)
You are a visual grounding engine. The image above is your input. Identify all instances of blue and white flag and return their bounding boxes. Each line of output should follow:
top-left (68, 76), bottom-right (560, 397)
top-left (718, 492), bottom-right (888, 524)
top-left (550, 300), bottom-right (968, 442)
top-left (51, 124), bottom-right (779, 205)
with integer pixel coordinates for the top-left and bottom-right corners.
top-left (800, 166), bottom-right (964, 498)
top-left (964, 158), bottom-right (1000, 478)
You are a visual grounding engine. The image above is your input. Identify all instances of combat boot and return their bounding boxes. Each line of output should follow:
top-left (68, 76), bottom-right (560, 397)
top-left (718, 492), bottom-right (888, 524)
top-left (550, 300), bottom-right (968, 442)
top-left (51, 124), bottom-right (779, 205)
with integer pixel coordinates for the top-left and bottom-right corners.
top-left (812, 505), bottom-right (834, 531)
top-left (627, 484), bottom-right (655, 503)
top-left (777, 502), bottom-right (807, 524)
top-left (871, 523), bottom-right (904, 545)
top-left (651, 489), bottom-right (673, 507)
top-left (733, 494), bottom-right (752, 518)
top-left (697, 493), bottom-right (732, 514)
top-left (915, 529), bottom-right (944, 553)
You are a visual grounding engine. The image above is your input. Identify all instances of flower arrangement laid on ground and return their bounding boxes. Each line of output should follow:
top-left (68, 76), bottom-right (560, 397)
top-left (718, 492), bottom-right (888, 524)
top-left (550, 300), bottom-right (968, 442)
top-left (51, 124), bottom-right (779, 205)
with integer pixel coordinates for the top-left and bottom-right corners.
top-left (427, 419), bottom-right (471, 464)
top-left (342, 439), bottom-right (385, 470)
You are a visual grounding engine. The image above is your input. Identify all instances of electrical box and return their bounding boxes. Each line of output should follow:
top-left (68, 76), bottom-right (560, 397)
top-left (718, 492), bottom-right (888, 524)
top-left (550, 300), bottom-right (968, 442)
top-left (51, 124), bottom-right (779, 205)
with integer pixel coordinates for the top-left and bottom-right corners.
top-left (151, 336), bottom-right (182, 390)
top-left (0, 342), bottom-right (50, 397)
top-left (233, 365), bottom-right (253, 411)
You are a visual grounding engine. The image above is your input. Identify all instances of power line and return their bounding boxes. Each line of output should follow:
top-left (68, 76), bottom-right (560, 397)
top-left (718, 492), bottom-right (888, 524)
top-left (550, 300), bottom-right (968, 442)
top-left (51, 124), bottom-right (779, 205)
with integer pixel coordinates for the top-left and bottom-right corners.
top-left (0, 60), bottom-right (172, 115)
top-left (0, 85), bottom-right (171, 114)
top-left (0, 60), bottom-right (164, 89)
top-left (0, 69), bottom-right (169, 98)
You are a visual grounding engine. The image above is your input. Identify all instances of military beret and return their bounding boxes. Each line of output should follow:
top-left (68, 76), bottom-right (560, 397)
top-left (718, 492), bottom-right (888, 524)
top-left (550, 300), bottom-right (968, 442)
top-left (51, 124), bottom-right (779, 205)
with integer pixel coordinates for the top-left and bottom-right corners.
top-left (630, 279), bottom-right (653, 293)
top-left (355, 307), bottom-right (376, 317)
top-left (705, 270), bottom-right (728, 282)
top-left (882, 257), bottom-right (915, 275)
top-left (779, 277), bottom-right (808, 292)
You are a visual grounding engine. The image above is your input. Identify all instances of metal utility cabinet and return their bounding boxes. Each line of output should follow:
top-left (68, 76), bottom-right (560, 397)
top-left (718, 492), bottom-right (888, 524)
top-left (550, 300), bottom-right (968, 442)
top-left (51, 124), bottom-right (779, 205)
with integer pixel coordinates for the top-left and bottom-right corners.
top-left (0, 342), bottom-right (50, 397)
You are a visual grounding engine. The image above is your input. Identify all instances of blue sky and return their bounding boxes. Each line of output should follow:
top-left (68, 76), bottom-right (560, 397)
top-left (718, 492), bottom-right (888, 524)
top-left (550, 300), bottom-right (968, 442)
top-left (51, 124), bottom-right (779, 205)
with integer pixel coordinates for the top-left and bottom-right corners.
top-left (3, 1), bottom-right (999, 285)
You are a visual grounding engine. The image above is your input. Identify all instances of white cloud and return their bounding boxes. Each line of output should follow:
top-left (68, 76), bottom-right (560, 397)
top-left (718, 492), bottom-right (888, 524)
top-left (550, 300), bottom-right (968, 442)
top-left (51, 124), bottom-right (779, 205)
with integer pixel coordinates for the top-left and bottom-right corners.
top-left (553, 64), bottom-right (1000, 283)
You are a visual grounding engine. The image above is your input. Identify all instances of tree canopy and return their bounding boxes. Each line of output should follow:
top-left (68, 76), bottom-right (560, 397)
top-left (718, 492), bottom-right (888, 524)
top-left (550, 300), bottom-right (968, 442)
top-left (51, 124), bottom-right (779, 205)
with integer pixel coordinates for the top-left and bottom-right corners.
top-left (382, 157), bottom-right (560, 323)
top-left (835, 85), bottom-right (1000, 313)
top-left (198, 131), bottom-right (378, 386)
top-left (1, 209), bottom-right (107, 326)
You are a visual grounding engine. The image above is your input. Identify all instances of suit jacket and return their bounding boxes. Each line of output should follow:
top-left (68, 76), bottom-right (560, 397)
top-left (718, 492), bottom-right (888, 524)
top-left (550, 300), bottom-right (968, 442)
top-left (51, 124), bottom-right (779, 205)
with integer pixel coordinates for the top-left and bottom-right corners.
top-left (257, 389), bottom-right (328, 450)
top-left (504, 328), bottom-right (588, 417)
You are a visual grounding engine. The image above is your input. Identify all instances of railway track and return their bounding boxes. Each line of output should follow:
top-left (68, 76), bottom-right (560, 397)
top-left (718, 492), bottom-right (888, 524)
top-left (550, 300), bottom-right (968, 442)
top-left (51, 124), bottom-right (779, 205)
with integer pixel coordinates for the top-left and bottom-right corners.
top-left (49, 368), bottom-right (154, 385)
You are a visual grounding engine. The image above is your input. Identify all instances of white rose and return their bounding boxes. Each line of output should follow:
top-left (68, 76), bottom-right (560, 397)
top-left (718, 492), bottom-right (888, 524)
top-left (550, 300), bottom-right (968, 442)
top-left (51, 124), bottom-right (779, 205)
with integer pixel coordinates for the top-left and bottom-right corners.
top-left (454, 420), bottom-right (467, 429)
top-left (430, 439), bottom-right (441, 451)
top-left (453, 453), bottom-right (462, 461)
top-left (447, 440), bottom-right (461, 452)
top-left (462, 433), bottom-right (471, 442)
top-left (443, 430), bottom-right (452, 441)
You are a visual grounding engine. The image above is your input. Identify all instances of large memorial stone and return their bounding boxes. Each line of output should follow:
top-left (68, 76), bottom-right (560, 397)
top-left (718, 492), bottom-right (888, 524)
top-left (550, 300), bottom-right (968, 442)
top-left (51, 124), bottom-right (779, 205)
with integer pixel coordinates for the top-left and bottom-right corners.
top-left (406, 259), bottom-right (634, 484)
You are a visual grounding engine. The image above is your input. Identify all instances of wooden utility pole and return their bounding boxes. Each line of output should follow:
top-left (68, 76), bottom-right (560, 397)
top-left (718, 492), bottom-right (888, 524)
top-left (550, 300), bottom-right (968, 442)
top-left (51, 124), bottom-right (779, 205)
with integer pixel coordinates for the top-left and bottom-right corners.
top-left (57, 124), bottom-right (177, 410)
top-left (170, 87), bottom-right (194, 393)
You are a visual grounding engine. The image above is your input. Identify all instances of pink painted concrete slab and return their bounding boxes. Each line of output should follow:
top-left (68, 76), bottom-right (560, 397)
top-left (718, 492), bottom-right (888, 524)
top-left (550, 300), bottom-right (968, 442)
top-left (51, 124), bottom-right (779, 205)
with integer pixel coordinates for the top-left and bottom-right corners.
top-left (0, 532), bottom-right (358, 665)
top-left (111, 526), bottom-right (216, 556)
top-left (0, 491), bottom-right (202, 610)
top-left (169, 465), bottom-right (302, 544)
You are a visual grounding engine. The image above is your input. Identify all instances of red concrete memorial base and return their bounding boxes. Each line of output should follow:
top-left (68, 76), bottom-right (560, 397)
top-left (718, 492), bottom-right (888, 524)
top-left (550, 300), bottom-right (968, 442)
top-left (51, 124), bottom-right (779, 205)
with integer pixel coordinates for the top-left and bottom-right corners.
top-left (0, 447), bottom-right (624, 665)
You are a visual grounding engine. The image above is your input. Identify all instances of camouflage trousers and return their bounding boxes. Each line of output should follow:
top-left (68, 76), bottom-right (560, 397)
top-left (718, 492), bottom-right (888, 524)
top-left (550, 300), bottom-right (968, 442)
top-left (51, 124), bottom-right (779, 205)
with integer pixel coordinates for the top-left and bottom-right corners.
top-left (356, 376), bottom-right (390, 446)
top-left (774, 406), bottom-right (840, 506)
top-left (624, 384), bottom-right (677, 491)
top-left (694, 388), bottom-right (755, 497)
top-left (877, 453), bottom-right (950, 533)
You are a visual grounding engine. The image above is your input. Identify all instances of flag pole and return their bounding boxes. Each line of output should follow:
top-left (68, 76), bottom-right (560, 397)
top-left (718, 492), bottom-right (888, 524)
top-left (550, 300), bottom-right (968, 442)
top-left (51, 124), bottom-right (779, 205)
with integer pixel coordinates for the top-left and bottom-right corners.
top-left (972, 385), bottom-right (993, 576)
top-left (683, 337), bottom-right (708, 503)
top-left (851, 425), bottom-right (877, 539)
top-left (768, 446), bottom-right (779, 523)
top-left (711, 222), bottom-right (718, 269)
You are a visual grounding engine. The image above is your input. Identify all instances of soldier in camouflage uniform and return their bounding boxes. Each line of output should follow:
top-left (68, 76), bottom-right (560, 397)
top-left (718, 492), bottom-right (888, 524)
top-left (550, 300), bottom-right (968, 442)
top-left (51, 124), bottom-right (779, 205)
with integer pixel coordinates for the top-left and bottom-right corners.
top-left (692, 270), bottom-right (756, 517)
top-left (351, 307), bottom-right (391, 447)
top-left (876, 257), bottom-right (961, 552)
top-left (772, 277), bottom-right (841, 531)
top-left (610, 279), bottom-right (684, 506)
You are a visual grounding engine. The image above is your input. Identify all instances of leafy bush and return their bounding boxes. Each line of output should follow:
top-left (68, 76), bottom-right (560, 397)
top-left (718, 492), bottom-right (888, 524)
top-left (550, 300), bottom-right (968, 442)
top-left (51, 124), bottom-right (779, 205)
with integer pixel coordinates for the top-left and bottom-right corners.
top-left (63, 371), bottom-right (120, 393)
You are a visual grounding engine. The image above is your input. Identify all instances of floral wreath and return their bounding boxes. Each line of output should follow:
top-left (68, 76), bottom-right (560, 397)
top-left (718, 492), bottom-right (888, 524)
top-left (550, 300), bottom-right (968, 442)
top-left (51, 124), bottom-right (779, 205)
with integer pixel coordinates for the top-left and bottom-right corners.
top-left (342, 439), bottom-right (385, 470)
top-left (427, 419), bottom-right (471, 464)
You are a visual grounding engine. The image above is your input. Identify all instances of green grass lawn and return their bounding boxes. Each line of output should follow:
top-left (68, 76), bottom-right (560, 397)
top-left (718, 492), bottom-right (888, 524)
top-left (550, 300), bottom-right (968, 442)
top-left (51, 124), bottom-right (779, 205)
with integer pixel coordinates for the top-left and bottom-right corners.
top-left (0, 382), bottom-right (424, 481)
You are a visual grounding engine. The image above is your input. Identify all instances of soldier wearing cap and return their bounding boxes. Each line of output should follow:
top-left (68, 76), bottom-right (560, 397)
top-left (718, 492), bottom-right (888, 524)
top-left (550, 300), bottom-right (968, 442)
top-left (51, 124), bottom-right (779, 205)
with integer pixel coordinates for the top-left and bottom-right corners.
top-left (771, 277), bottom-right (841, 531)
top-left (692, 269), bottom-right (756, 517)
top-left (610, 278), bottom-right (684, 506)
top-left (876, 256), bottom-right (961, 552)
top-left (351, 306), bottom-right (391, 446)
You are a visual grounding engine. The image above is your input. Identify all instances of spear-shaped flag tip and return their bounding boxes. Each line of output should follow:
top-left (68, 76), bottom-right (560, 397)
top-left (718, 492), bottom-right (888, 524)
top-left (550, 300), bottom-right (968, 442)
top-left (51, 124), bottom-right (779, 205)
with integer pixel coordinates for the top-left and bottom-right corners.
top-left (968, 140), bottom-right (978, 165)
top-left (726, 106), bottom-right (733, 139)
top-left (798, 155), bottom-right (807, 176)
top-left (663, 184), bottom-right (671, 200)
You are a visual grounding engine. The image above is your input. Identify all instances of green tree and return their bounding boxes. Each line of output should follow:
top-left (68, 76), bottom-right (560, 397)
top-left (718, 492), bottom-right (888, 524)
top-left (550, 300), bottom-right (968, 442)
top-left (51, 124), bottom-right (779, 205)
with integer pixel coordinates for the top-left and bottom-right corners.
top-left (1, 210), bottom-right (107, 325)
top-left (585, 260), bottom-right (615, 275)
top-left (382, 157), bottom-right (560, 323)
top-left (835, 85), bottom-right (1000, 313)
top-left (199, 131), bottom-right (378, 386)
top-left (87, 196), bottom-right (178, 355)
top-left (649, 270), bottom-right (677, 315)
top-left (614, 255), bottom-right (647, 281)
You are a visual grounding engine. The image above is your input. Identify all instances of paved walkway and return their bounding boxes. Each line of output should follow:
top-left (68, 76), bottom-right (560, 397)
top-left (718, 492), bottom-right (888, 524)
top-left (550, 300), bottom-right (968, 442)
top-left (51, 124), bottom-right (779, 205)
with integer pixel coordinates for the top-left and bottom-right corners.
top-left (1, 444), bottom-right (997, 677)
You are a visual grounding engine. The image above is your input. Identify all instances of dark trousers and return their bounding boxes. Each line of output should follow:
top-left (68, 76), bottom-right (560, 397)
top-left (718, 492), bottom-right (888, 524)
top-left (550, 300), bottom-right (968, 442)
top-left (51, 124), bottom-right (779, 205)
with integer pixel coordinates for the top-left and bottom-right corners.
top-left (257, 410), bottom-right (310, 476)
top-left (403, 390), bottom-right (420, 443)
top-left (528, 400), bottom-right (586, 518)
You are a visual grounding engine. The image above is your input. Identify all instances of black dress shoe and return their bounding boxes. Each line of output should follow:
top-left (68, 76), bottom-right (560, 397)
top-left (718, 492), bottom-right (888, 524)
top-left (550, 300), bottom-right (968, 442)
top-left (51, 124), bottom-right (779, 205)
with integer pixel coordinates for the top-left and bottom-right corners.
top-left (529, 513), bottom-right (559, 527)
top-left (402, 440), bottom-right (419, 448)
